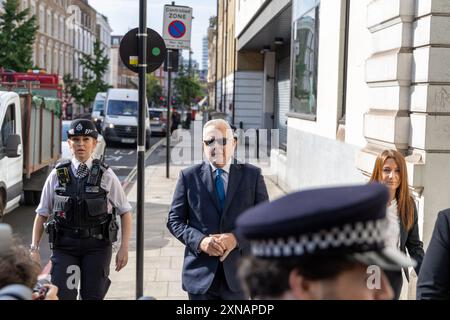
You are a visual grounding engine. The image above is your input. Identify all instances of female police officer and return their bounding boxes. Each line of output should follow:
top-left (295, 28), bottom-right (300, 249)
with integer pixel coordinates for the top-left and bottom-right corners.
top-left (29, 119), bottom-right (132, 300)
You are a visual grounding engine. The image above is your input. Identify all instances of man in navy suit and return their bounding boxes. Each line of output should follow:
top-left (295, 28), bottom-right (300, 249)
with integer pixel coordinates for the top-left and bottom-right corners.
top-left (416, 209), bottom-right (450, 299)
top-left (167, 119), bottom-right (269, 300)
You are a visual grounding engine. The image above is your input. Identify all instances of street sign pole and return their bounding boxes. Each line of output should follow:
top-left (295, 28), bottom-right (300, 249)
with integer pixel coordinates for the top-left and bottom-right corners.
top-left (166, 49), bottom-right (172, 179)
top-left (163, 2), bottom-right (192, 179)
top-left (119, 6), bottom-right (166, 301)
top-left (136, 0), bottom-right (147, 299)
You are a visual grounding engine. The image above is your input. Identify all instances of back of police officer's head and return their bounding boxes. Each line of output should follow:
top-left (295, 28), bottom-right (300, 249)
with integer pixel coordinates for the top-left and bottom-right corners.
top-left (238, 253), bottom-right (366, 300)
top-left (236, 184), bottom-right (417, 300)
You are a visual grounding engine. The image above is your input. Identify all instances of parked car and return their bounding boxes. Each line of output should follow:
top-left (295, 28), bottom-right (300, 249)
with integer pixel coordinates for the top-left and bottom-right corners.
top-left (149, 108), bottom-right (167, 136)
top-left (61, 120), bottom-right (106, 160)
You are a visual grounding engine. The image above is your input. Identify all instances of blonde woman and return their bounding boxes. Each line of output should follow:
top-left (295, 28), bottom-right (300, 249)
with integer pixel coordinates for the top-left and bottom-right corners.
top-left (369, 149), bottom-right (424, 299)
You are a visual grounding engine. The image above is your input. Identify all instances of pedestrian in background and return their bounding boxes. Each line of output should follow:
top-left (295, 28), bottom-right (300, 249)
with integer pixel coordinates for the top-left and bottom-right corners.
top-left (30, 119), bottom-right (132, 300)
top-left (167, 119), bottom-right (269, 300)
top-left (369, 149), bottom-right (424, 299)
top-left (171, 109), bottom-right (181, 134)
top-left (236, 184), bottom-right (415, 300)
top-left (417, 209), bottom-right (450, 299)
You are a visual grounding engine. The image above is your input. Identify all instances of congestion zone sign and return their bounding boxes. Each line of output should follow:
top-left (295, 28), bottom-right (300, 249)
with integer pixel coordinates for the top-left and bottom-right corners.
top-left (163, 5), bottom-right (192, 50)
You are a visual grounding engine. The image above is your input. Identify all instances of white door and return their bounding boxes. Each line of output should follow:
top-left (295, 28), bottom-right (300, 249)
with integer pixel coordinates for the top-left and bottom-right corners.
top-left (0, 99), bottom-right (23, 207)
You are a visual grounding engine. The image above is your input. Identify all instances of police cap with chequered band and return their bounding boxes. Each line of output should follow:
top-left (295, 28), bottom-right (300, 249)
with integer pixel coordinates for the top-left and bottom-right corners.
top-left (67, 119), bottom-right (98, 139)
top-left (236, 183), bottom-right (415, 271)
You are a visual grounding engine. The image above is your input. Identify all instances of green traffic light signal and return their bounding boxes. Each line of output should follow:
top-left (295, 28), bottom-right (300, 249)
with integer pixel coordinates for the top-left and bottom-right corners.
top-left (152, 47), bottom-right (161, 56)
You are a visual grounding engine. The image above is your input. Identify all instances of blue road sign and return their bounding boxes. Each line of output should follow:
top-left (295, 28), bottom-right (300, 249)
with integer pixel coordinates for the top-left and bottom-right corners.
top-left (168, 20), bottom-right (186, 39)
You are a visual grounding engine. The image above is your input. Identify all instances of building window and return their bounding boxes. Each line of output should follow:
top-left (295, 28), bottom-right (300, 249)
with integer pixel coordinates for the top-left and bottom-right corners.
top-left (74, 53), bottom-right (79, 78)
top-left (0, 103), bottom-right (16, 150)
top-left (54, 14), bottom-right (58, 38)
top-left (66, 22), bottom-right (69, 43)
top-left (59, 51), bottom-right (64, 74)
top-left (65, 52), bottom-right (69, 74)
top-left (39, 7), bottom-right (45, 32)
top-left (46, 10), bottom-right (51, 35)
top-left (53, 49), bottom-right (58, 74)
top-left (60, 18), bottom-right (64, 41)
top-left (39, 45), bottom-right (44, 68)
top-left (46, 47), bottom-right (51, 72)
top-left (291, 1), bottom-right (320, 117)
top-left (30, 1), bottom-right (36, 17)
top-left (75, 28), bottom-right (78, 50)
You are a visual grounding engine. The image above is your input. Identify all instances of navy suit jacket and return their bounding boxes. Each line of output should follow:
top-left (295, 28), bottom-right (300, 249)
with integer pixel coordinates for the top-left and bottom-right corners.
top-left (417, 209), bottom-right (450, 299)
top-left (399, 203), bottom-right (424, 281)
top-left (167, 161), bottom-right (269, 294)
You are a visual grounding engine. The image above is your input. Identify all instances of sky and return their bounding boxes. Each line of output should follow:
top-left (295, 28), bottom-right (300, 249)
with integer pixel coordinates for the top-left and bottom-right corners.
top-left (89, 0), bottom-right (216, 67)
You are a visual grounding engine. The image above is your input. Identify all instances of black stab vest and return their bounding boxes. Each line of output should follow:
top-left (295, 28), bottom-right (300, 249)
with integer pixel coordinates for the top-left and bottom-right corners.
top-left (53, 159), bottom-right (109, 229)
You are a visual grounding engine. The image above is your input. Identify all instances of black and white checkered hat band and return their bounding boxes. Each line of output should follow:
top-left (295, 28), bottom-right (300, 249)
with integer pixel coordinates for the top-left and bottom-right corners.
top-left (250, 218), bottom-right (387, 258)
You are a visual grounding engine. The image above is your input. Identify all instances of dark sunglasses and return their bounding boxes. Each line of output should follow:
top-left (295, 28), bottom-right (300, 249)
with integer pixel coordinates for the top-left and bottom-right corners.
top-left (203, 137), bottom-right (229, 147)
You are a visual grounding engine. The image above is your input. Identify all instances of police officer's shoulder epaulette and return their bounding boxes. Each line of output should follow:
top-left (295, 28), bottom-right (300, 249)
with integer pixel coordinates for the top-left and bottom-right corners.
top-left (100, 161), bottom-right (109, 170)
top-left (92, 158), bottom-right (109, 171)
top-left (55, 159), bottom-right (71, 169)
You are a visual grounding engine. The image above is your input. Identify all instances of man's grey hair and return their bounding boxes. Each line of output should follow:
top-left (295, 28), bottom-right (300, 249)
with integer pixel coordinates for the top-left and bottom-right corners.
top-left (203, 119), bottom-right (233, 138)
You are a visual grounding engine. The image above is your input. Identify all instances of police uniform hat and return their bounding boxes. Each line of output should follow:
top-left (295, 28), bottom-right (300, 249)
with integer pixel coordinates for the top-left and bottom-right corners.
top-left (67, 119), bottom-right (98, 139)
top-left (236, 183), bottom-right (415, 271)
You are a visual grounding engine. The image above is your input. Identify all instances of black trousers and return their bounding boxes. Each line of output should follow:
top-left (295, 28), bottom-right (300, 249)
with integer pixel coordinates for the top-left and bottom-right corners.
top-left (188, 263), bottom-right (245, 300)
top-left (385, 270), bottom-right (403, 300)
top-left (50, 236), bottom-right (112, 300)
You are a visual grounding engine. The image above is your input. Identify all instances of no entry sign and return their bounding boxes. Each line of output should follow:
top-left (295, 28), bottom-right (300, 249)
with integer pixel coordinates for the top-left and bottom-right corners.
top-left (163, 5), bottom-right (192, 50)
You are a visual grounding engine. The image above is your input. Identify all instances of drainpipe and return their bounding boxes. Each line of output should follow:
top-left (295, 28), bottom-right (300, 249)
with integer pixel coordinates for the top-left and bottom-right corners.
top-left (232, 38), bottom-right (236, 125)
top-left (214, 0), bottom-right (219, 111)
top-left (222, 0), bottom-right (228, 112)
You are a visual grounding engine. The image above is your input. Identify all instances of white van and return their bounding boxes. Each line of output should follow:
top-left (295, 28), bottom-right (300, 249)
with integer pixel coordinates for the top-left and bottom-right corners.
top-left (101, 89), bottom-right (151, 149)
top-left (91, 92), bottom-right (106, 123)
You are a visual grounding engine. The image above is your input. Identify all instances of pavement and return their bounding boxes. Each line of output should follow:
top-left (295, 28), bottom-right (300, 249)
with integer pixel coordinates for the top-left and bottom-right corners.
top-left (105, 120), bottom-right (286, 300)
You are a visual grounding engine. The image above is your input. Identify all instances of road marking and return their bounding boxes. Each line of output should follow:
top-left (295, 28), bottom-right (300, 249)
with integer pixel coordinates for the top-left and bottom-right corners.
top-left (105, 155), bottom-right (123, 162)
top-left (112, 150), bottom-right (135, 156)
top-left (110, 166), bottom-right (133, 170)
top-left (121, 138), bottom-right (165, 192)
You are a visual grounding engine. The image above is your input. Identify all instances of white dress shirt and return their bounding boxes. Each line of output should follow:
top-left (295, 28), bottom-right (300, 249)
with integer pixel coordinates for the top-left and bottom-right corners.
top-left (386, 199), bottom-right (401, 249)
top-left (36, 157), bottom-right (132, 217)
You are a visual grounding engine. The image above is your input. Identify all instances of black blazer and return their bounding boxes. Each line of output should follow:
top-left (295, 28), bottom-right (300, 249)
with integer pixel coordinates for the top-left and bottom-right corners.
top-left (167, 161), bottom-right (269, 295)
top-left (399, 202), bottom-right (424, 281)
top-left (417, 209), bottom-right (450, 299)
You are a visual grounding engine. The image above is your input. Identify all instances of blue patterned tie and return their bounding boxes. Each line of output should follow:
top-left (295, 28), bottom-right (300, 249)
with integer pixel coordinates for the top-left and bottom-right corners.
top-left (215, 169), bottom-right (226, 211)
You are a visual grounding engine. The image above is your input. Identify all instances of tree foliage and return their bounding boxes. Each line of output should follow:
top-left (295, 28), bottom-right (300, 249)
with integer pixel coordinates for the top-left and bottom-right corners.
top-left (0, 0), bottom-right (38, 71)
top-left (64, 40), bottom-right (111, 111)
top-left (146, 73), bottom-right (163, 107)
top-left (173, 65), bottom-right (204, 109)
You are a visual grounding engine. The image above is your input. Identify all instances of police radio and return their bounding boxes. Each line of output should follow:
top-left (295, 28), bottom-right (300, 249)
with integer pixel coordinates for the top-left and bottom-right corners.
top-left (87, 162), bottom-right (101, 185)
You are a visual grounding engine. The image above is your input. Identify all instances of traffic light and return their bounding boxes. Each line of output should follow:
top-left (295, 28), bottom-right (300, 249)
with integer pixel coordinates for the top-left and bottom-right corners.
top-left (164, 49), bottom-right (179, 72)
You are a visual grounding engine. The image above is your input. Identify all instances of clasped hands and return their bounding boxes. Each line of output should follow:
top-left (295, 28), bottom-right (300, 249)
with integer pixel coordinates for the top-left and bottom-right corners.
top-left (199, 233), bottom-right (237, 262)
